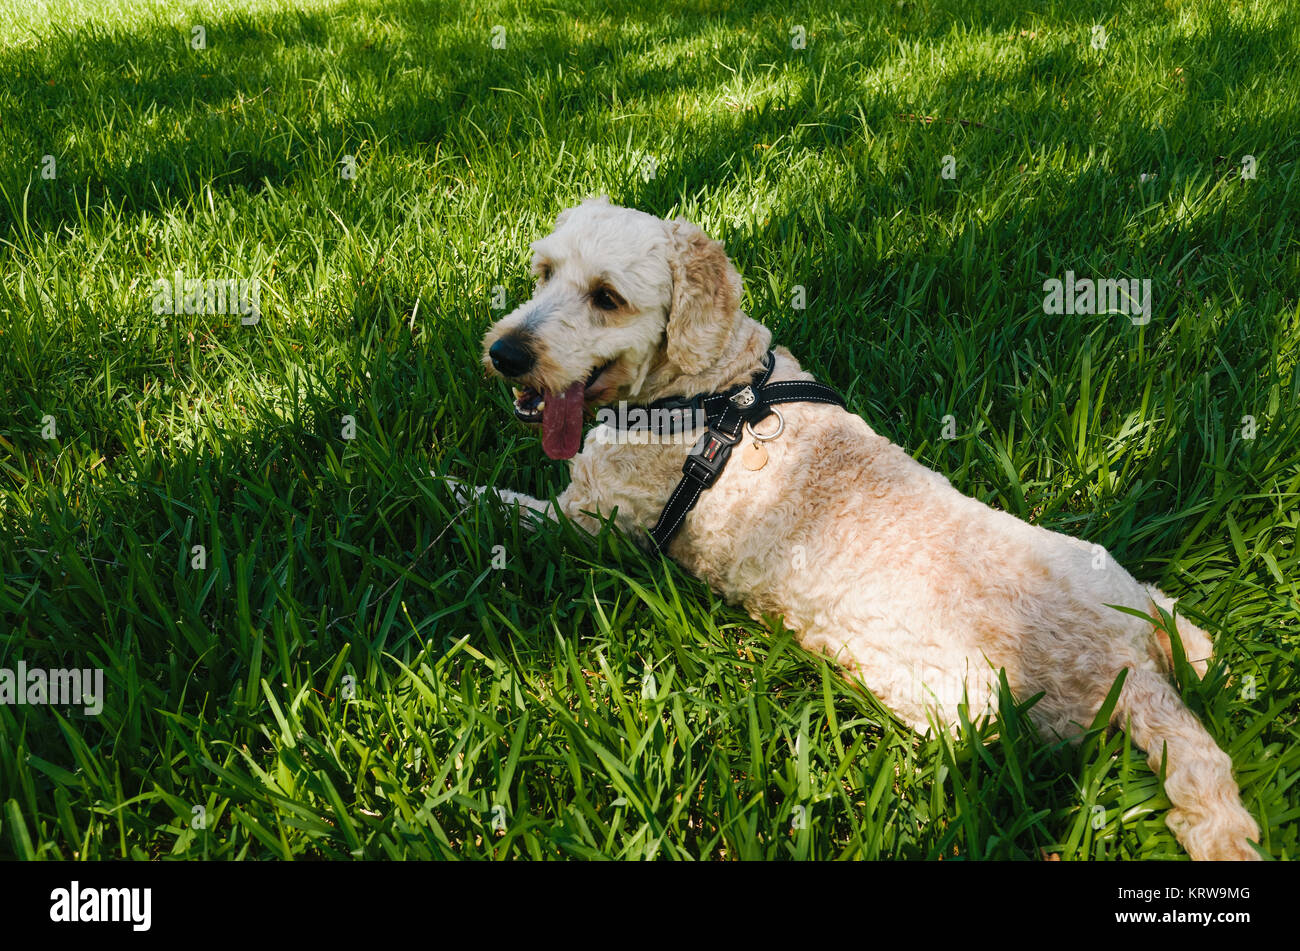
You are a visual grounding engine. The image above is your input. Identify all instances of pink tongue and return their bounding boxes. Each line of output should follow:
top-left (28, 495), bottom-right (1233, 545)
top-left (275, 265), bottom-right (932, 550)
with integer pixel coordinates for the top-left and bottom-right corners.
top-left (541, 381), bottom-right (586, 459)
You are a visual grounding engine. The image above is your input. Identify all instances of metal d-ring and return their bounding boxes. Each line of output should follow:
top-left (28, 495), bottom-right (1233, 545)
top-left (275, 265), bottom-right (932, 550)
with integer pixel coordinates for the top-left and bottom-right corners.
top-left (744, 408), bottom-right (784, 442)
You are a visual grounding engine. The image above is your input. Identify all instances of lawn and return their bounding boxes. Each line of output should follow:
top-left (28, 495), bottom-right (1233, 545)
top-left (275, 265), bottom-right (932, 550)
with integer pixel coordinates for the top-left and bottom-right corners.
top-left (0, 0), bottom-right (1297, 860)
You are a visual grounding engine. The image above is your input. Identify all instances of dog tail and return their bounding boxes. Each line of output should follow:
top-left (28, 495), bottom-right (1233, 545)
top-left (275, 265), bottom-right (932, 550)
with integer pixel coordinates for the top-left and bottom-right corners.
top-left (1112, 668), bottom-right (1261, 859)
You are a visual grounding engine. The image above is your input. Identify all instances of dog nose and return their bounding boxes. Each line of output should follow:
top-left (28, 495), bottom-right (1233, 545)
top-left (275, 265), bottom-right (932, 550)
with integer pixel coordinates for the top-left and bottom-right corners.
top-left (489, 336), bottom-right (535, 377)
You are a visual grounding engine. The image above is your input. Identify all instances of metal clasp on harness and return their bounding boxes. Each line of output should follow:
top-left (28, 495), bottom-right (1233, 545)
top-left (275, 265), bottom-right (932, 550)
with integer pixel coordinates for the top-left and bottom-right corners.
top-left (743, 407), bottom-right (784, 443)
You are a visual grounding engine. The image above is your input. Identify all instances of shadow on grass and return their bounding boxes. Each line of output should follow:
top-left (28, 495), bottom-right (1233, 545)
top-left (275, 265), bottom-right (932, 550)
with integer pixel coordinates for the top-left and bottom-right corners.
top-left (6, 0), bottom-right (1292, 234)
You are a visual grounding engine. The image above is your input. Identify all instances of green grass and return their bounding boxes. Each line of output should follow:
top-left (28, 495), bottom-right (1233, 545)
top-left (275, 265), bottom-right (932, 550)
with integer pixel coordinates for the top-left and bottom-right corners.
top-left (1, 0), bottom-right (1298, 860)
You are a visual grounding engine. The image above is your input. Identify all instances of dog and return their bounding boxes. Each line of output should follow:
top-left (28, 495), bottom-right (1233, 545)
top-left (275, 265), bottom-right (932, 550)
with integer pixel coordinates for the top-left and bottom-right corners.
top-left (470, 196), bottom-right (1262, 860)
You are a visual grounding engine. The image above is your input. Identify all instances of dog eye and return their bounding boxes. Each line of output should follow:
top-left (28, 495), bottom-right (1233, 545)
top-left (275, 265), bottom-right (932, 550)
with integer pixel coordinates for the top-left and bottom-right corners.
top-left (592, 287), bottom-right (621, 311)
top-left (537, 265), bottom-right (552, 282)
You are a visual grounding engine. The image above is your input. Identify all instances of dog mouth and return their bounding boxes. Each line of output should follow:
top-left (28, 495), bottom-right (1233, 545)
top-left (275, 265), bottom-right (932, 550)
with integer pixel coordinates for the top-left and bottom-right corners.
top-left (510, 360), bottom-right (615, 422)
top-left (510, 359), bottom-right (617, 459)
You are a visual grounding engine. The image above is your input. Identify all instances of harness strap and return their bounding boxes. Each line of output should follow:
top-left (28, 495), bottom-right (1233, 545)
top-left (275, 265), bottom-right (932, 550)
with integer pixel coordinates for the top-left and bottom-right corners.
top-left (645, 351), bottom-right (846, 551)
top-left (605, 352), bottom-right (776, 438)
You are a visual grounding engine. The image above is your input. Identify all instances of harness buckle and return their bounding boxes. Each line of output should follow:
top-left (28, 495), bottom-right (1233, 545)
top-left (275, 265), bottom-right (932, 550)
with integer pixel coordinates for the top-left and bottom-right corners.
top-left (682, 425), bottom-right (742, 487)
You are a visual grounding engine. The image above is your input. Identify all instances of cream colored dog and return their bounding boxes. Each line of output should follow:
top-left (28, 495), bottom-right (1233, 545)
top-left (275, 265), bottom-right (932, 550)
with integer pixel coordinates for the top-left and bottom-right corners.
top-left (473, 196), bottom-right (1261, 861)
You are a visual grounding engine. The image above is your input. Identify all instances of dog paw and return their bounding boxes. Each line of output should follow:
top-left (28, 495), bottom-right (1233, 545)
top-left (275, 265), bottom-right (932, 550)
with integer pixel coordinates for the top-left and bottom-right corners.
top-left (1169, 806), bottom-right (1264, 861)
top-left (436, 473), bottom-right (487, 507)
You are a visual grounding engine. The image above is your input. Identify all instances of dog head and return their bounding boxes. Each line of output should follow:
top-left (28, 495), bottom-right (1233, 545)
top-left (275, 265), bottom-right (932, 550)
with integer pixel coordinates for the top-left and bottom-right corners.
top-left (481, 197), bottom-right (743, 459)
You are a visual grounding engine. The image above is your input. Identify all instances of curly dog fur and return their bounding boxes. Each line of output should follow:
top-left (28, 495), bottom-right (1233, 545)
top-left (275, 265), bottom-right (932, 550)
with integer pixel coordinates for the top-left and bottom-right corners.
top-left (473, 196), bottom-right (1261, 860)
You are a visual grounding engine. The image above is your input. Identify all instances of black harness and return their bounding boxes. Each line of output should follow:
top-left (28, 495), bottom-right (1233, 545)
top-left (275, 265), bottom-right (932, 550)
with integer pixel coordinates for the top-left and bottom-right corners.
top-left (605, 350), bottom-right (847, 551)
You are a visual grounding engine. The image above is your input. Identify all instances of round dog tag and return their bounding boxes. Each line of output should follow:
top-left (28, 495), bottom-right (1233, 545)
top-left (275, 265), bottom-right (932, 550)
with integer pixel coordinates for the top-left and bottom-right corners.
top-left (742, 441), bottom-right (768, 471)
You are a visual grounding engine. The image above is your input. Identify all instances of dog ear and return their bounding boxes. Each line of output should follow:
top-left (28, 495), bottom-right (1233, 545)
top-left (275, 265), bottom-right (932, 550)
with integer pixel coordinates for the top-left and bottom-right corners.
top-left (664, 218), bottom-right (741, 375)
top-left (554, 195), bottom-right (611, 230)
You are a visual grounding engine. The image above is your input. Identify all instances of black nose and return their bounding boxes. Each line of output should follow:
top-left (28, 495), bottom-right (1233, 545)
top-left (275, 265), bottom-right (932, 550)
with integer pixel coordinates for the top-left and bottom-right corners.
top-left (489, 336), bottom-right (535, 378)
